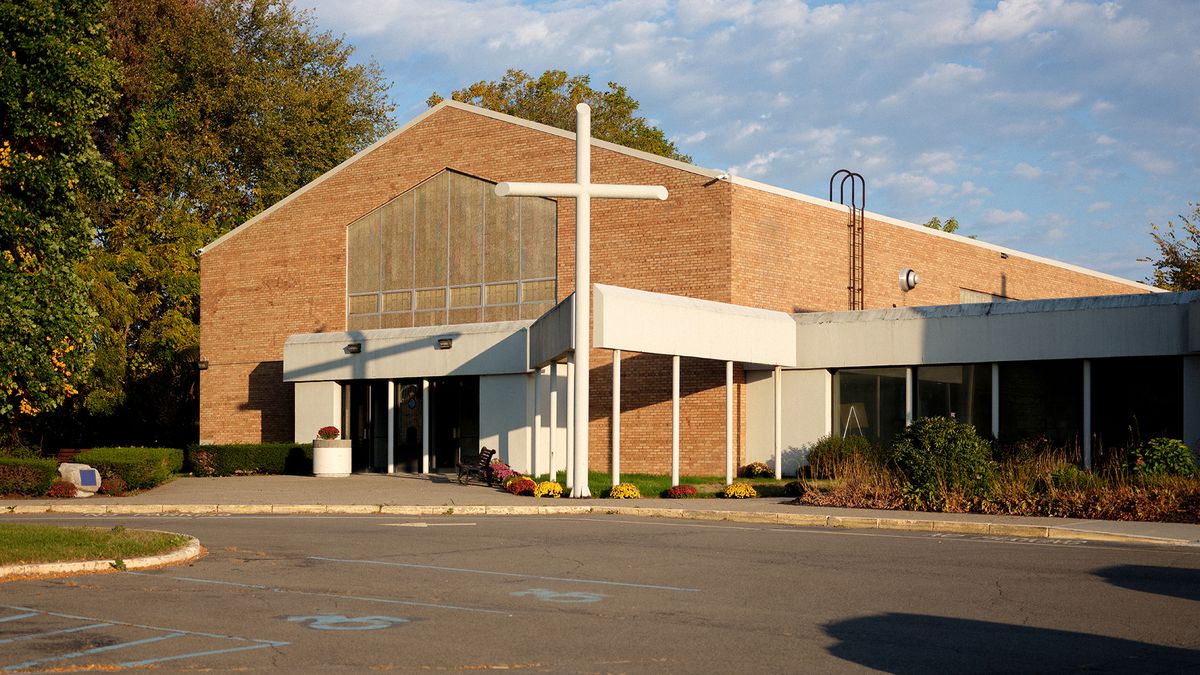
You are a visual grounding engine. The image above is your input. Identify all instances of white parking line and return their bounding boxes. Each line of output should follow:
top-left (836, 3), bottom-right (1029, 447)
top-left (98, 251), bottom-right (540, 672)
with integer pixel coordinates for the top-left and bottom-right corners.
top-left (309, 556), bottom-right (701, 592)
top-left (0, 604), bottom-right (288, 672)
top-left (128, 572), bottom-right (512, 615)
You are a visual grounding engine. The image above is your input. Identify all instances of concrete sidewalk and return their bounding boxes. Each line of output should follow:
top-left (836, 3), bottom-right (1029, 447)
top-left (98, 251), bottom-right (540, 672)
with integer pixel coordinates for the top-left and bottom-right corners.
top-left (2, 474), bottom-right (1198, 547)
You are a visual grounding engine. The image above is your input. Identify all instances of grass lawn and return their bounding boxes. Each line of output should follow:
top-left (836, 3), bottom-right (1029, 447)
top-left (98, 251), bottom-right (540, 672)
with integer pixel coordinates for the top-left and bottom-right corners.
top-left (529, 471), bottom-right (798, 498)
top-left (0, 523), bottom-right (190, 566)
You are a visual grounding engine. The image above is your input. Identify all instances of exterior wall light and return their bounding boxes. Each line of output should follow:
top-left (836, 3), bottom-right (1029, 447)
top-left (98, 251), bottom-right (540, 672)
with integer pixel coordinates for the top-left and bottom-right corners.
top-left (436, 338), bottom-right (453, 350)
top-left (345, 343), bottom-right (362, 354)
top-left (1000, 252), bottom-right (1009, 259)
top-left (899, 268), bottom-right (920, 292)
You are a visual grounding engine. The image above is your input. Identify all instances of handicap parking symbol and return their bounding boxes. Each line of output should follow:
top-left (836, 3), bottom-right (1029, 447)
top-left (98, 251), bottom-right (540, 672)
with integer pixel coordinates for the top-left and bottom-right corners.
top-left (287, 615), bottom-right (410, 631)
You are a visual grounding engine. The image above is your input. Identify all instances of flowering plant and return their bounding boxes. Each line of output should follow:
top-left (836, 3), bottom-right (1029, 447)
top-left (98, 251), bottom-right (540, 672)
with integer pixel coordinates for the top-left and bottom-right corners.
top-left (743, 462), bottom-right (772, 478)
top-left (664, 484), bottom-right (697, 499)
top-left (533, 480), bottom-right (563, 498)
top-left (48, 480), bottom-right (78, 498)
top-left (99, 476), bottom-right (127, 497)
top-left (721, 483), bottom-right (758, 499)
top-left (487, 461), bottom-right (518, 484)
top-left (507, 476), bottom-right (537, 496)
top-left (316, 426), bottom-right (340, 440)
top-left (607, 483), bottom-right (641, 499)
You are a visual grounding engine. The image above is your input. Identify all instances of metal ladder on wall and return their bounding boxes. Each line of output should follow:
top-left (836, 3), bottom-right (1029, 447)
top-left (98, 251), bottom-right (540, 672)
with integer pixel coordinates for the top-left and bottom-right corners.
top-left (829, 169), bottom-right (866, 310)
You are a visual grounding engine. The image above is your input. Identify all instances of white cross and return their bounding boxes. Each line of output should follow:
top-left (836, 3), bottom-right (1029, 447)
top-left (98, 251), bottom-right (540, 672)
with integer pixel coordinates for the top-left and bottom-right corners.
top-left (496, 103), bottom-right (668, 498)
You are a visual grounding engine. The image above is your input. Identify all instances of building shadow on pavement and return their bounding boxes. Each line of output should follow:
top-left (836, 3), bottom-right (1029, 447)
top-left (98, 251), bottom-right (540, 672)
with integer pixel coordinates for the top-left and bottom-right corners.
top-left (1093, 564), bottom-right (1200, 602)
top-left (824, 613), bottom-right (1200, 673)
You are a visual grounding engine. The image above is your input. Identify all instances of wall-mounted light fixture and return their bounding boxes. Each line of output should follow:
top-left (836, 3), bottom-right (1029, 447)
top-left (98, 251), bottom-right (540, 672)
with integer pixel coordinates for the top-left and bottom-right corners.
top-left (898, 268), bottom-right (920, 292)
top-left (999, 252), bottom-right (1009, 259)
top-left (436, 338), bottom-right (453, 350)
top-left (197, 359), bottom-right (209, 370)
top-left (345, 342), bottom-right (362, 354)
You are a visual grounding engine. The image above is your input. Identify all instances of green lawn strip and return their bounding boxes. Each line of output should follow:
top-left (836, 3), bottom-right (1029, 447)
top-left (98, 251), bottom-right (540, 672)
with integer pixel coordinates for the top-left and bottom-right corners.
top-left (0, 523), bottom-right (190, 566)
top-left (530, 471), bottom-right (794, 498)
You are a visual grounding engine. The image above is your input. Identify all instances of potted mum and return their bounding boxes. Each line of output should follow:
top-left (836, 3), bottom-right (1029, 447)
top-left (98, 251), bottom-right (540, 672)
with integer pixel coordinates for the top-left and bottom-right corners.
top-left (313, 426), bottom-right (352, 477)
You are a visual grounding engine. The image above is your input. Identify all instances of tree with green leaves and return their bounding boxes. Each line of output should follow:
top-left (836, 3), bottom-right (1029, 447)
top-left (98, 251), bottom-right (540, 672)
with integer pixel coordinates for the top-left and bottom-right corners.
top-left (428, 69), bottom-right (690, 163)
top-left (1142, 204), bottom-right (1200, 291)
top-left (924, 216), bottom-right (977, 239)
top-left (924, 216), bottom-right (960, 234)
top-left (54, 0), bottom-right (393, 447)
top-left (0, 0), bottom-right (120, 443)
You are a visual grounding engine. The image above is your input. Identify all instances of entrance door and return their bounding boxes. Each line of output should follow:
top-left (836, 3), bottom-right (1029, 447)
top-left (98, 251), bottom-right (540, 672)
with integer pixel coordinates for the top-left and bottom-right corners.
top-left (343, 381), bottom-right (390, 473)
top-left (429, 377), bottom-right (479, 471)
top-left (394, 381), bottom-right (423, 473)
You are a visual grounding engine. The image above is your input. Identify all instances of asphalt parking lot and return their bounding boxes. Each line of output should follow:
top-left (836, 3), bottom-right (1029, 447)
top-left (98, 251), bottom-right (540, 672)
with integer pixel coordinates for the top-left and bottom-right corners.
top-left (2, 513), bottom-right (1199, 672)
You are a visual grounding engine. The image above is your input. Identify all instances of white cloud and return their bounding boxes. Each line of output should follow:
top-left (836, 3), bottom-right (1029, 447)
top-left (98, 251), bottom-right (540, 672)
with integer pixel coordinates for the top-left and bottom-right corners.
top-left (675, 130), bottom-right (709, 145)
top-left (729, 149), bottom-right (786, 178)
top-left (1087, 201), bottom-right (1112, 213)
top-left (981, 208), bottom-right (1029, 225)
top-left (959, 181), bottom-right (991, 197)
top-left (1130, 150), bottom-right (1175, 175)
top-left (875, 172), bottom-right (954, 201)
top-left (1013, 162), bottom-right (1044, 179)
top-left (913, 151), bottom-right (959, 176)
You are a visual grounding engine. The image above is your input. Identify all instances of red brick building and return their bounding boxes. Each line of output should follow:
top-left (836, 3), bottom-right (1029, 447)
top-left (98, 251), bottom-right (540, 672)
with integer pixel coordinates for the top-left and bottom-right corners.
top-left (199, 101), bottom-right (1155, 477)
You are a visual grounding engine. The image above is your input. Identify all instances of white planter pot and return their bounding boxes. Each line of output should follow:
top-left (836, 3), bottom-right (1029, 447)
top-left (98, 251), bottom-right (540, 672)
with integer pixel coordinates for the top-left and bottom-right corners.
top-left (313, 439), bottom-right (353, 477)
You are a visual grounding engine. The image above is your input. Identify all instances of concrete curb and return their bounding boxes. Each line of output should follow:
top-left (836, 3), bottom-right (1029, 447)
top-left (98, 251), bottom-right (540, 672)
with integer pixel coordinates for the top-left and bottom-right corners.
top-left (4, 502), bottom-right (1197, 547)
top-left (0, 535), bottom-right (202, 581)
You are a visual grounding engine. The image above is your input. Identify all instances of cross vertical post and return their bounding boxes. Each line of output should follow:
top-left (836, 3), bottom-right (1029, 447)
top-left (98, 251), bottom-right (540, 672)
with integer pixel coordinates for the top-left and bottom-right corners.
top-left (496, 104), bottom-right (668, 497)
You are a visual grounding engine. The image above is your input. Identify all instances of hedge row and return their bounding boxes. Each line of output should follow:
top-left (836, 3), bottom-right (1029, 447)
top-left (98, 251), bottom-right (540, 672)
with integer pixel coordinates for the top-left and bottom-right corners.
top-left (186, 443), bottom-right (313, 477)
top-left (0, 457), bottom-right (58, 496)
top-left (75, 447), bottom-right (184, 491)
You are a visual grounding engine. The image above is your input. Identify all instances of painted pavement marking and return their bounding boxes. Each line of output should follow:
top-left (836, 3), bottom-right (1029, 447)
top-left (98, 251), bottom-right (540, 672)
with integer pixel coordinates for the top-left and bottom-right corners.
top-left (309, 556), bottom-right (701, 593)
top-left (383, 522), bottom-right (478, 528)
top-left (0, 621), bottom-right (112, 645)
top-left (0, 604), bottom-right (287, 672)
top-left (128, 571), bottom-right (511, 615)
top-left (287, 615), bottom-right (410, 631)
top-left (511, 588), bottom-right (606, 603)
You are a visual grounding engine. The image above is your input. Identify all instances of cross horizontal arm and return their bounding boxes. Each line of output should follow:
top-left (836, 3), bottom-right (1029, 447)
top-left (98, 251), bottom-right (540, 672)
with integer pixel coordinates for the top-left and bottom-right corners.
top-left (496, 182), bottom-right (668, 201)
top-left (588, 184), bottom-right (668, 200)
top-left (495, 182), bottom-right (581, 198)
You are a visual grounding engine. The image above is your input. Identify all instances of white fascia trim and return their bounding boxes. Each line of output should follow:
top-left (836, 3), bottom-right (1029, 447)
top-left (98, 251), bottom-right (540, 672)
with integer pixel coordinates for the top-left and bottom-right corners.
top-left (728, 175), bottom-right (1160, 294)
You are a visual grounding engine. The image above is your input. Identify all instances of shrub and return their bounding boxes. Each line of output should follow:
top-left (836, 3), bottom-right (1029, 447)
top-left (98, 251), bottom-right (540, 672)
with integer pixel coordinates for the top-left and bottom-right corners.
top-left (47, 480), bottom-right (77, 498)
top-left (806, 435), bottom-right (876, 478)
top-left (743, 462), bottom-right (772, 478)
top-left (533, 480), bottom-right (563, 498)
top-left (74, 447), bottom-right (184, 491)
top-left (1050, 464), bottom-right (1102, 492)
top-left (722, 483), bottom-right (758, 499)
top-left (506, 476), bottom-right (536, 496)
top-left (0, 457), bottom-right (58, 496)
top-left (99, 475), bottom-right (128, 497)
top-left (888, 416), bottom-right (994, 508)
top-left (187, 443), bottom-right (313, 476)
top-left (607, 483), bottom-right (641, 499)
top-left (664, 484), bottom-right (697, 498)
top-left (1127, 438), bottom-right (1196, 478)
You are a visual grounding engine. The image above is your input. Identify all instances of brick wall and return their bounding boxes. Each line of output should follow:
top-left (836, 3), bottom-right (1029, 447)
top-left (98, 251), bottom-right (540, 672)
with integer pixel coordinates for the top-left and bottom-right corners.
top-left (201, 103), bottom-right (1148, 475)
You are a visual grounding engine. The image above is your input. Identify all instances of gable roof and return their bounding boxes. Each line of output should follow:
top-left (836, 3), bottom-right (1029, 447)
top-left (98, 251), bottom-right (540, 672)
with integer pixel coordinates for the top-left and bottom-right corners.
top-left (199, 101), bottom-right (1158, 294)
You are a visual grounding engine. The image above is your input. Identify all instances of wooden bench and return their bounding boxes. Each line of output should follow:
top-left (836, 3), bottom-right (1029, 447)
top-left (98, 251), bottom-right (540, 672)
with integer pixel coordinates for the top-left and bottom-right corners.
top-left (457, 447), bottom-right (496, 485)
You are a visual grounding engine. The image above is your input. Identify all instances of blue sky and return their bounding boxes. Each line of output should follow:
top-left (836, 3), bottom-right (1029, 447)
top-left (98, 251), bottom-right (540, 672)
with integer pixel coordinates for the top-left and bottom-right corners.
top-left (296, 0), bottom-right (1200, 283)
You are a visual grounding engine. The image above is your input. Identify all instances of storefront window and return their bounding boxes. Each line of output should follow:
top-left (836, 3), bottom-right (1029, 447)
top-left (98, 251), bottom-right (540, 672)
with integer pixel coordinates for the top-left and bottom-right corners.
top-left (833, 368), bottom-right (907, 443)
